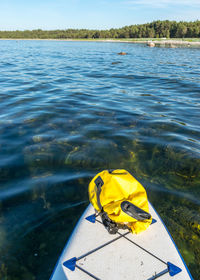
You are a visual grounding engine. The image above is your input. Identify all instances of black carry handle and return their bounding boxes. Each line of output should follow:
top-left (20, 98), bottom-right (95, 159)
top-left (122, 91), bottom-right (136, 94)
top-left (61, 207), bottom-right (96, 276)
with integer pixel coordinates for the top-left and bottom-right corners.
top-left (121, 201), bottom-right (151, 221)
top-left (108, 169), bottom-right (127, 175)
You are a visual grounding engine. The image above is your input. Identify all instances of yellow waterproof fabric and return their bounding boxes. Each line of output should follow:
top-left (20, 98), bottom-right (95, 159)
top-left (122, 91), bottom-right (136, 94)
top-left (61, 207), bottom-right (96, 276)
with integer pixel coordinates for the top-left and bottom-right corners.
top-left (88, 169), bottom-right (152, 234)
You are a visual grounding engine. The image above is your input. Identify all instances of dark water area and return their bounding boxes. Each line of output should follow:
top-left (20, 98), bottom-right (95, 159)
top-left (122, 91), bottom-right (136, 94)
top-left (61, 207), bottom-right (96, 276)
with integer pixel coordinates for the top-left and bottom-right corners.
top-left (0, 40), bottom-right (199, 280)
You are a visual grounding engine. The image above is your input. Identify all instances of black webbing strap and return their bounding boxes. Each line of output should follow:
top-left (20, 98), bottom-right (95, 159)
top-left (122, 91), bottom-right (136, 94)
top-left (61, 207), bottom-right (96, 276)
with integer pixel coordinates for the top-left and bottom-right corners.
top-left (95, 174), bottom-right (131, 234)
top-left (108, 169), bottom-right (127, 175)
top-left (94, 176), bottom-right (104, 211)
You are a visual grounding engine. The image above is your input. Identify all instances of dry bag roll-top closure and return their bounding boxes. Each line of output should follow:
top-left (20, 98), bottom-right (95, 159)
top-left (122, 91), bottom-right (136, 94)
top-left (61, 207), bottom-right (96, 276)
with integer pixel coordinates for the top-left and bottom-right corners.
top-left (88, 169), bottom-right (152, 234)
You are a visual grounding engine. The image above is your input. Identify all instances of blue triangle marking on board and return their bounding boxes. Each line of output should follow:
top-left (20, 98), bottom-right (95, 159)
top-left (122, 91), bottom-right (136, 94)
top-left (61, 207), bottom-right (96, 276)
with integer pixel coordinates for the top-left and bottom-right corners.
top-left (63, 257), bottom-right (77, 271)
top-left (85, 214), bottom-right (96, 223)
top-left (151, 218), bottom-right (157, 225)
top-left (167, 262), bottom-right (182, 276)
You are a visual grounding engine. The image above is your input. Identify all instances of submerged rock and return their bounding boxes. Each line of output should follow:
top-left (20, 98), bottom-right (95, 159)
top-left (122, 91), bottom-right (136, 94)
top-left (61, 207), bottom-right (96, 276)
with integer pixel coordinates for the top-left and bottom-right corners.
top-left (111, 61), bottom-right (121, 65)
top-left (32, 135), bottom-right (43, 143)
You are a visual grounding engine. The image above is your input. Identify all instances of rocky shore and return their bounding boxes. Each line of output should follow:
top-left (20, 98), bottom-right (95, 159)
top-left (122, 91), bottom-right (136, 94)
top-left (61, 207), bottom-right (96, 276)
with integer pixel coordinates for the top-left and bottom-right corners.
top-left (101, 39), bottom-right (200, 48)
top-left (0, 38), bottom-right (200, 47)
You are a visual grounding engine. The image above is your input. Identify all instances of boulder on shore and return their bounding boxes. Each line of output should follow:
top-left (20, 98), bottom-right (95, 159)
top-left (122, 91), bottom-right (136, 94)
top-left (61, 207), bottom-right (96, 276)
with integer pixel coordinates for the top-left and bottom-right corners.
top-left (147, 42), bottom-right (155, 47)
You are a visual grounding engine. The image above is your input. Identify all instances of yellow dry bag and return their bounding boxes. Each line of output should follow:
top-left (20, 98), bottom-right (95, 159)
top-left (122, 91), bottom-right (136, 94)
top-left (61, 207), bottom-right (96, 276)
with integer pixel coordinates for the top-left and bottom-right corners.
top-left (88, 169), bottom-right (152, 234)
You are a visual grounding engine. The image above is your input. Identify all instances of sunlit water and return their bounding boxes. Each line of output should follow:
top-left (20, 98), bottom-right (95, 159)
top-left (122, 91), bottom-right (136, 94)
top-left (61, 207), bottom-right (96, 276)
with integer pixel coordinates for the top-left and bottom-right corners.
top-left (0, 40), bottom-right (199, 280)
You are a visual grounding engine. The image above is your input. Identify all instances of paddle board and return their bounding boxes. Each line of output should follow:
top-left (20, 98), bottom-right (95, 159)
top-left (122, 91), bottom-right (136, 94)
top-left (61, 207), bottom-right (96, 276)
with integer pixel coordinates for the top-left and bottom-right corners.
top-left (50, 202), bottom-right (193, 280)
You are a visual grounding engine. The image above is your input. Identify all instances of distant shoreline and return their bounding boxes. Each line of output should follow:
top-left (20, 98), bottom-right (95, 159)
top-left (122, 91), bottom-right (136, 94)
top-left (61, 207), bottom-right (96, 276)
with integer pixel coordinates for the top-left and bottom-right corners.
top-left (0, 38), bottom-right (200, 47)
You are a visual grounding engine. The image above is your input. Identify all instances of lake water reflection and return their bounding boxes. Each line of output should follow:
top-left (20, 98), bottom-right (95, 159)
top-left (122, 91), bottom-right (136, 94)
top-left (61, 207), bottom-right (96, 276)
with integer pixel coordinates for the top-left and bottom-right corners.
top-left (0, 40), bottom-right (199, 279)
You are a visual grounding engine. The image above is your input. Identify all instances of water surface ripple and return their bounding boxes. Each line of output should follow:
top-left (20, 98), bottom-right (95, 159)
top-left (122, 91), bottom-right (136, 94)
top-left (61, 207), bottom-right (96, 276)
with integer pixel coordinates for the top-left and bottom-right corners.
top-left (0, 40), bottom-right (200, 279)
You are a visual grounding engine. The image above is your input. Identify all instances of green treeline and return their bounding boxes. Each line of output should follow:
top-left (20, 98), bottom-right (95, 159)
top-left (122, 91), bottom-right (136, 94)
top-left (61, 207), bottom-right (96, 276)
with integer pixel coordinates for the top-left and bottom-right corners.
top-left (0, 20), bottom-right (200, 39)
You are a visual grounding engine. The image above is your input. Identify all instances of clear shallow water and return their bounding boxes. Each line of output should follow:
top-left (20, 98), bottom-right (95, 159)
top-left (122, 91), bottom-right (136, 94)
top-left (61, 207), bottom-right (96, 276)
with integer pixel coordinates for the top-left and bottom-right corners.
top-left (0, 40), bottom-right (200, 280)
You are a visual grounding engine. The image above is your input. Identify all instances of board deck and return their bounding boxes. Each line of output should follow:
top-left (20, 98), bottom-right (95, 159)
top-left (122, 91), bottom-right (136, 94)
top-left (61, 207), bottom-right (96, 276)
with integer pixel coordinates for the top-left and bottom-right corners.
top-left (50, 203), bottom-right (193, 280)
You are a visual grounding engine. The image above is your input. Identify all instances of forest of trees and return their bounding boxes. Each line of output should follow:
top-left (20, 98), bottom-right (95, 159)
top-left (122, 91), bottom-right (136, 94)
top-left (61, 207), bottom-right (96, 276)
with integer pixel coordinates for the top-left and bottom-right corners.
top-left (0, 20), bottom-right (199, 39)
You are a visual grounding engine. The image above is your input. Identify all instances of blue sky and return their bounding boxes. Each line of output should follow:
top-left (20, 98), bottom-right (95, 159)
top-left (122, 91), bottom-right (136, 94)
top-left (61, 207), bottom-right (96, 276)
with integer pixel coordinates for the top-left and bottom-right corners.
top-left (0, 0), bottom-right (199, 30)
